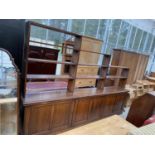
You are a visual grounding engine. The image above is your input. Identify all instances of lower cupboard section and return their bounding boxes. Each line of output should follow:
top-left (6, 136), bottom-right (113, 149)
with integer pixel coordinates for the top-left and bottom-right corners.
top-left (23, 93), bottom-right (128, 134)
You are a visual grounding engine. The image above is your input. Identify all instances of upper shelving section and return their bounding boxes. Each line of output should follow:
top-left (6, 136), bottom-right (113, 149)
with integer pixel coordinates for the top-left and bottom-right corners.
top-left (23, 21), bottom-right (130, 95)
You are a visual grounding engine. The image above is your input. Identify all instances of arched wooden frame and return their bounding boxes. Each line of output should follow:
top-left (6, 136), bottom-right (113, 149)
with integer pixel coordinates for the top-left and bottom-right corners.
top-left (0, 48), bottom-right (20, 134)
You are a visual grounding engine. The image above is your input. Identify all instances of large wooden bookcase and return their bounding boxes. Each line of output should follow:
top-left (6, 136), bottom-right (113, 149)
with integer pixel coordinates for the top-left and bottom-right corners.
top-left (21, 21), bottom-right (130, 135)
top-left (110, 49), bottom-right (149, 84)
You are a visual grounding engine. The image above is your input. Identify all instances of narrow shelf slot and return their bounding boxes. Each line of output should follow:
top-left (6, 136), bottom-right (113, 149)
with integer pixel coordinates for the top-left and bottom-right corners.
top-left (28, 58), bottom-right (76, 65)
top-left (106, 76), bottom-right (127, 79)
top-left (76, 75), bottom-right (105, 79)
top-left (78, 63), bottom-right (108, 67)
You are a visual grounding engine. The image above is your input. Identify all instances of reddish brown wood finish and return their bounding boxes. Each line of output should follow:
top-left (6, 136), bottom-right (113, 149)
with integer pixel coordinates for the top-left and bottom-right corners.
top-left (101, 95), bottom-right (116, 117)
top-left (72, 98), bottom-right (90, 126)
top-left (88, 97), bottom-right (102, 121)
top-left (27, 46), bottom-right (59, 75)
top-left (28, 105), bottom-right (51, 134)
top-left (126, 92), bottom-right (155, 127)
top-left (22, 22), bottom-right (130, 135)
top-left (23, 89), bottom-right (128, 135)
top-left (51, 100), bottom-right (74, 132)
top-left (111, 49), bottom-right (149, 84)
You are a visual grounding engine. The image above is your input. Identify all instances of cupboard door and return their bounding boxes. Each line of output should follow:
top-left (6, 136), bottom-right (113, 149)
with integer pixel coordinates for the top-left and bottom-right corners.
top-left (101, 95), bottom-right (116, 118)
top-left (88, 97), bottom-right (102, 121)
top-left (72, 98), bottom-right (90, 126)
top-left (51, 101), bottom-right (73, 132)
top-left (113, 93), bottom-right (128, 114)
top-left (28, 105), bottom-right (52, 134)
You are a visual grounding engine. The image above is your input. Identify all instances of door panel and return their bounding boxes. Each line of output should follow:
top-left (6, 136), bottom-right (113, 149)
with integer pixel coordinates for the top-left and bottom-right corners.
top-left (51, 101), bottom-right (73, 132)
top-left (72, 98), bottom-right (90, 126)
top-left (88, 97), bottom-right (102, 121)
top-left (28, 105), bottom-right (52, 134)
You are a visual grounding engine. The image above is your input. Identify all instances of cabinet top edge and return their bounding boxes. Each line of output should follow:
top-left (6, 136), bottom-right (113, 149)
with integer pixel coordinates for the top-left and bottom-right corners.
top-left (23, 87), bottom-right (128, 106)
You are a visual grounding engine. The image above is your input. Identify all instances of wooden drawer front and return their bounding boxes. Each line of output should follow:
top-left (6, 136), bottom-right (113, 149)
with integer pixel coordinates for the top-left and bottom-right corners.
top-left (81, 37), bottom-right (102, 52)
top-left (77, 66), bottom-right (98, 75)
top-left (75, 79), bottom-right (96, 87)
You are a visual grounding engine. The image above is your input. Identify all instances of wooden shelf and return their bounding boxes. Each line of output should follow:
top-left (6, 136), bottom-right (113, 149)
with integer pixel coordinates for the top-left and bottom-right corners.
top-left (106, 76), bottom-right (127, 79)
top-left (109, 65), bottom-right (129, 69)
top-left (28, 58), bottom-right (76, 65)
top-left (78, 63), bottom-right (108, 67)
top-left (78, 63), bottom-right (99, 67)
top-left (76, 75), bottom-right (105, 79)
top-left (27, 74), bottom-right (73, 80)
top-left (77, 50), bottom-right (105, 55)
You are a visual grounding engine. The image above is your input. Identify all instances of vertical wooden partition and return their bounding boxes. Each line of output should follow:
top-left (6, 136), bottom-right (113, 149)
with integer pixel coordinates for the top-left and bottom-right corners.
top-left (67, 37), bottom-right (81, 92)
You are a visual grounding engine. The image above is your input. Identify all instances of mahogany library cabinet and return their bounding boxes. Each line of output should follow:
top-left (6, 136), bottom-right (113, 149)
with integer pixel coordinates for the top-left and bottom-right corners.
top-left (22, 21), bottom-right (130, 135)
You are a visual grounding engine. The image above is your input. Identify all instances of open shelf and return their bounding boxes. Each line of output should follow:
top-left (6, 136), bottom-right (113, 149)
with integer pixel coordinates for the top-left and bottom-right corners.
top-left (27, 74), bottom-right (73, 80)
top-left (30, 40), bottom-right (108, 56)
top-left (28, 58), bottom-right (76, 65)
